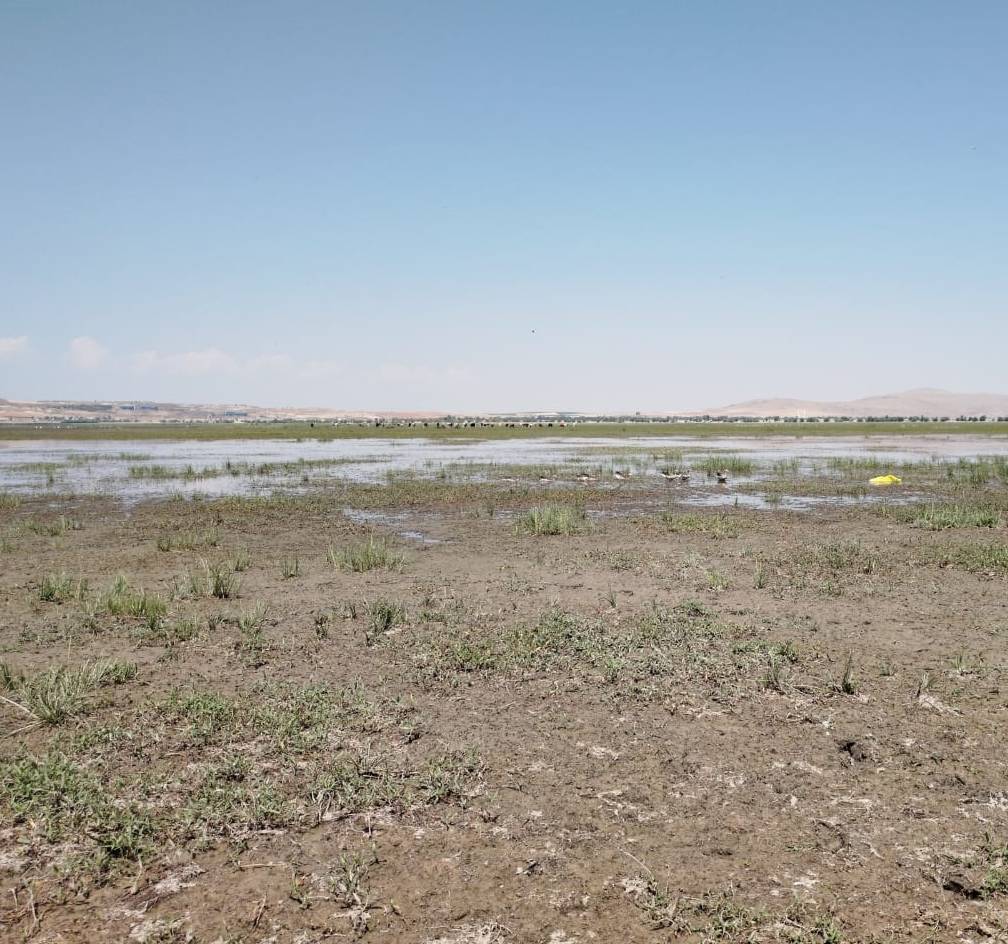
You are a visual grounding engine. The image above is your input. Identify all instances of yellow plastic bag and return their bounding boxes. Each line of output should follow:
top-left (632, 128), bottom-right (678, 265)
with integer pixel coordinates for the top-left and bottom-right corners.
top-left (869, 474), bottom-right (902, 486)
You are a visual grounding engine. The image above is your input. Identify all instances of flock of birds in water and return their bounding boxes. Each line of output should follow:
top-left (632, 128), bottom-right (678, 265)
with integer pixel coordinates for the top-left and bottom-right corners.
top-left (525, 467), bottom-right (731, 485)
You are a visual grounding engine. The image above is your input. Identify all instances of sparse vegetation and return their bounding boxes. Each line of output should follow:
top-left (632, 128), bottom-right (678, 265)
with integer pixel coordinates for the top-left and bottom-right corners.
top-left (837, 651), bottom-right (859, 695)
top-left (280, 554), bottom-right (302, 578)
top-left (693, 454), bottom-right (756, 475)
top-left (236, 601), bottom-right (269, 652)
top-left (39, 571), bottom-right (87, 603)
top-left (932, 542), bottom-right (1008, 574)
top-left (99, 577), bottom-right (168, 628)
top-left (763, 653), bottom-right (786, 693)
top-left (328, 536), bottom-right (406, 572)
top-left (661, 511), bottom-right (744, 538)
top-left (157, 527), bottom-right (220, 551)
top-left (28, 515), bottom-right (82, 537)
top-left (237, 600), bottom-right (268, 633)
top-left (1, 659), bottom-right (137, 724)
top-left (190, 559), bottom-right (241, 598)
top-left (230, 548), bottom-right (253, 571)
top-left (515, 503), bottom-right (587, 535)
top-left (891, 501), bottom-right (1002, 530)
top-left (0, 751), bottom-right (153, 860)
top-left (2, 437), bottom-right (1006, 939)
top-left (367, 599), bottom-right (407, 640)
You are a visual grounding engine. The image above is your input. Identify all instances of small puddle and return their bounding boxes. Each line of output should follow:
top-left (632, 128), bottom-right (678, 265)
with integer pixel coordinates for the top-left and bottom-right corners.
top-left (672, 488), bottom-right (924, 511)
top-left (341, 508), bottom-right (442, 544)
top-left (397, 529), bottom-right (440, 545)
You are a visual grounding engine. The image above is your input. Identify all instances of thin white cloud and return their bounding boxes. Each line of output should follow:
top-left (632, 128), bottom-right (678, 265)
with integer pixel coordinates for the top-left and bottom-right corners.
top-left (132, 349), bottom-right (340, 382)
top-left (376, 363), bottom-right (474, 386)
top-left (132, 348), bottom-right (237, 375)
top-left (247, 353), bottom-right (295, 372)
top-left (0, 336), bottom-right (28, 359)
top-left (302, 358), bottom-right (343, 379)
top-left (68, 336), bottom-right (109, 370)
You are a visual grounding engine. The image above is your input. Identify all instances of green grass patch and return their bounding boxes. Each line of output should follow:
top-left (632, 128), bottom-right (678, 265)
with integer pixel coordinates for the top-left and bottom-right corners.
top-left (693, 455), bottom-right (756, 475)
top-left (890, 502), bottom-right (1002, 530)
top-left (661, 512), bottom-right (744, 538)
top-left (367, 599), bottom-right (407, 640)
top-left (934, 542), bottom-right (1008, 574)
top-left (27, 515), bottom-right (82, 537)
top-left (189, 559), bottom-right (241, 598)
top-left (38, 572), bottom-right (88, 603)
top-left (515, 503), bottom-right (587, 535)
top-left (157, 527), bottom-right (220, 551)
top-left (328, 536), bottom-right (406, 572)
top-left (279, 555), bottom-right (302, 579)
top-left (1, 659), bottom-right (137, 724)
top-left (0, 751), bottom-right (153, 860)
top-left (99, 577), bottom-right (168, 627)
top-left (128, 463), bottom-right (221, 480)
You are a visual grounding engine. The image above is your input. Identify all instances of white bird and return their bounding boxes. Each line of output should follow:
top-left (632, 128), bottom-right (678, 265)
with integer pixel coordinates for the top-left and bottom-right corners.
top-left (716, 469), bottom-right (729, 484)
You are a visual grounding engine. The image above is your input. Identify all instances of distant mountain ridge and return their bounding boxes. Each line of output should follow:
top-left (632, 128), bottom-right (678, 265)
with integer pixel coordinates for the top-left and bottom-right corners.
top-left (1, 389), bottom-right (1007, 422)
top-left (694, 388), bottom-right (1008, 419)
top-left (0, 399), bottom-right (444, 423)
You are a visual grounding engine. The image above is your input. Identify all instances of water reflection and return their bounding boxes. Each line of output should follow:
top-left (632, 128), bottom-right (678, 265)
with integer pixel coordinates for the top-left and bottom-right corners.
top-left (1, 434), bottom-right (1004, 505)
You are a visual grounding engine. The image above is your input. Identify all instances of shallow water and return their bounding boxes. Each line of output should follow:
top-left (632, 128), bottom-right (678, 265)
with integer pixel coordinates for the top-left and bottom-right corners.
top-left (1, 434), bottom-right (1005, 503)
top-left (341, 508), bottom-right (443, 543)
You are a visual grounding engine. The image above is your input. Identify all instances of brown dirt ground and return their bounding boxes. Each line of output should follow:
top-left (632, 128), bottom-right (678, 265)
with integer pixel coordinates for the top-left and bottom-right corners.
top-left (1, 488), bottom-right (1007, 943)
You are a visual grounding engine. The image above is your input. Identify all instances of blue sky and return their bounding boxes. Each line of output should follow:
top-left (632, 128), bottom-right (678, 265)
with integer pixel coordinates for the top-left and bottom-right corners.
top-left (1, 1), bottom-right (1005, 412)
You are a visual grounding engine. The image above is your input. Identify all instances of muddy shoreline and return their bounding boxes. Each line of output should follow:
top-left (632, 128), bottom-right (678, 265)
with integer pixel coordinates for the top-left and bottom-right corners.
top-left (1, 478), bottom-right (1007, 942)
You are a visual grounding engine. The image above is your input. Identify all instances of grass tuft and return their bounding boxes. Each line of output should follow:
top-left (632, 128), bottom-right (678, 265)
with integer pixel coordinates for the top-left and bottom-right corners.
top-left (837, 652), bottom-right (859, 695)
top-left (190, 559), bottom-right (241, 598)
top-left (99, 578), bottom-right (168, 628)
top-left (156, 527), bottom-right (220, 551)
top-left (896, 502), bottom-right (1002, 530)
top-left (515, 503), bottom-right (587, 536)
top-left (280, 555), bottom-right (302, 579)
top-left (39, 572), bottom-right (88, 603)
top-left (662, 512), bottom-right (743, 538)
top-left (230, 548), bottom-right (253, 572)
top-left (933, 542), bottom-right (1008, 574)
top-left (694, 455), bottom-right (756, 475)
top-left (328, 536), bottom-right (406, 573)
top-left (2, 659), bottom-right (137, 724)
top-left (28, 515), bottom-right (82, 537)
top-left (0, 751), bottom-right (153, 859)
top-left (367, 599), bottom-right (406, 640)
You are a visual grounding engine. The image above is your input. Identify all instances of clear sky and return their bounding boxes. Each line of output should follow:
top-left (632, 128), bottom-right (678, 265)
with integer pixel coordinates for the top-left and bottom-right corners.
top-left (1, 1), bottom-right (1005, 412)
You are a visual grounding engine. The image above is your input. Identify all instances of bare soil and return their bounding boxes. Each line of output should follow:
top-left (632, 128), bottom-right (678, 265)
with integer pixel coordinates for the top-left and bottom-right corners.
top-left (1, 487), bottom-right (1006, 943)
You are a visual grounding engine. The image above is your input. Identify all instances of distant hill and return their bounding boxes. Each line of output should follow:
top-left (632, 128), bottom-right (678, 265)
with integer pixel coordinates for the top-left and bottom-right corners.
top-left (692, 388), bottom-right (1008, 419)
top-left (2, 389), bottom-right (1007, 423)
top-left (0, 399), bottom-right (445, 423)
